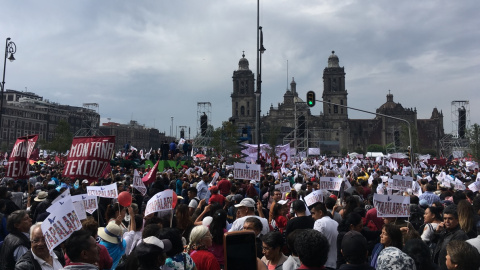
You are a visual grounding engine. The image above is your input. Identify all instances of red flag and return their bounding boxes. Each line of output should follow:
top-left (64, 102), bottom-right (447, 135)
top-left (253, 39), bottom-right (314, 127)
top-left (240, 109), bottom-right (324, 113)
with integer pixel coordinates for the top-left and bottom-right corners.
top-left (142, 160), bottom-right (159, 185)
top-left (5, 134), bottom-right (39, 179)
top-left (63, 136), bottom-right (116, 182)
top-left (54, 155), bottom-right (60, 164)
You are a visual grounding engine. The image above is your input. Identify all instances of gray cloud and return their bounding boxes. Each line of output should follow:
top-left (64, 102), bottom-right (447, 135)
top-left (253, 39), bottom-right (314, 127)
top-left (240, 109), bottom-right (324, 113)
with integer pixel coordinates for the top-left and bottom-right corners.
top-left (2, 0), bottom-right (479, 139)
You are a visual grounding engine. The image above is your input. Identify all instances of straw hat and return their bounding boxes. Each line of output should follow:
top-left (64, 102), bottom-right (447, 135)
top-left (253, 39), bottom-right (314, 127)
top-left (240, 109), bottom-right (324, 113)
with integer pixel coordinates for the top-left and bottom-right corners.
top-left (34, 191), bottom-right (48, 202)
top-left (98, 221), bottom-right (123, 244)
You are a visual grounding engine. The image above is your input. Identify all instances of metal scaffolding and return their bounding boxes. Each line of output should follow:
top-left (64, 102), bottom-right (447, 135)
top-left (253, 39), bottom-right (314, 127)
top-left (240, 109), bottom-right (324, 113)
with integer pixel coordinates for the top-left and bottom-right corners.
top-left (194, 102), bottom-right (212, 147)
top-left (440, 100), bottom-right (470, 157)
top-left (74, 103), bottom-right (103, 137)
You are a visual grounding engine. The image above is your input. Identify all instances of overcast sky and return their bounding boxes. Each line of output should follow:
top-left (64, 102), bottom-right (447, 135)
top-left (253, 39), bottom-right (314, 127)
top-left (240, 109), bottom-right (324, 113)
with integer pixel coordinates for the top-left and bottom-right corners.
top-left (2, 0), bottom-right (479, 139)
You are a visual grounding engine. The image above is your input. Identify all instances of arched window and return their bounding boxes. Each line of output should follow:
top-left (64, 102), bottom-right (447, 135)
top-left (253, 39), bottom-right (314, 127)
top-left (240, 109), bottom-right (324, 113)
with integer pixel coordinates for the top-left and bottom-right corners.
top-left (241, 106), bottom-right (245, 116)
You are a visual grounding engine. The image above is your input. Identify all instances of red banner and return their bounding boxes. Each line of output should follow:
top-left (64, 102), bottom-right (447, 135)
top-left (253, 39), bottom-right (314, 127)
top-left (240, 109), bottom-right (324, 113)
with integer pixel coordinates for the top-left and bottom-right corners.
top-left (63, 136), bottom-right (115, 181)
top-left (142, 160), bottom-right (159, 185)
top-left (427, 159), bottom-right (447, 166)
top-left (5, 134), bottom-right (38, 179)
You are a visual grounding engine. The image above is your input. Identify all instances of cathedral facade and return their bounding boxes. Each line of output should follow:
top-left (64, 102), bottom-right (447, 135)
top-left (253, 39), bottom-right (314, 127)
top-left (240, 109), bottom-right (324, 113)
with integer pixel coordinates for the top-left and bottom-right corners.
top-left (230, 51), bottom-right (444, 155)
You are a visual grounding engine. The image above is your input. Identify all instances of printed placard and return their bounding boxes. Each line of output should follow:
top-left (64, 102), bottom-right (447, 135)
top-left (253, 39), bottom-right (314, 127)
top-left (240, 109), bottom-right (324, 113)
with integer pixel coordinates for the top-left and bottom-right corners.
top-left (47, 197), bottom-right (87, 221)
top-left (391, 175), bottom-right (413, 191)
top-left (87, 183), bottom-right (118, 198)
top-left (319, 177), bottom-right (342, 191)
top-left (133, 169), bottom-right (147, 196)
top-left (52, 189), bottom-right (71, 205)
top-left (373, 194), bottom-right (410, 218)
top-left (468, 181), bottom-right (480, 192)
top-left (304, 190), bottom-right (324, 206)
top-left (234, 162), bottom-right (261, 181)
top-left (41, 200), bottom-right (82, 251)
top-left (72, 194), bottom-right (98, 215)
top-left (144, 189), bottom-right (175, 216)
top-left (275, 182), bottom-right (291, 194)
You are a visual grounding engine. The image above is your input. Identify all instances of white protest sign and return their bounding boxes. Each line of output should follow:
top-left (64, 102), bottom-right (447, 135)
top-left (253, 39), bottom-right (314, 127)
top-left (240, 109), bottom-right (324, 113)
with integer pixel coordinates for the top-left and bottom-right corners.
top-left (87, 183), bottom-right (118, 198)
top-left (233, 162), bottom-right (261, 181)
top-left (319, 177), bottom-right (342, 191)
top-left (72, 194), bottom-right (98, 215)
top-left (391, 175), bottom-right (413, 191)
top-left (454, 179), bottom-right (466, 191)
top-left (144, 189), bottom-right (175, 216)
top-left (41, 199), bottom-right (82, 251)
top-left (468, 181), bottom-right (480, 192)
top-left (304, 190), bottom-right (324, 207)
top-left (51, 188), bottom-right (71, 205)
top-left (133, 169), bottom-right (147, 196)
top-left (275, 182), bottom-right (291, 195)
top-left (47, 197), bottom-right (87, 221)
top-left (373, 194), bottom-right (410, 218)
top-left (412, 181), bottom-right (423, 197)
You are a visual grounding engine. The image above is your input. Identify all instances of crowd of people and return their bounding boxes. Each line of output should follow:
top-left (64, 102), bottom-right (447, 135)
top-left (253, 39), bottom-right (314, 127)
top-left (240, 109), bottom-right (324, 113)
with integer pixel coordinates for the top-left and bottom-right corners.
top-left (0, 148), bottom-right (480, 270)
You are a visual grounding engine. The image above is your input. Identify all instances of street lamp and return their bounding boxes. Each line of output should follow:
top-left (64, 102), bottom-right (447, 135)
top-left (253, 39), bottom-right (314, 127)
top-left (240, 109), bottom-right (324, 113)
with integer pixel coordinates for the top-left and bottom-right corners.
top-left (0, 37), bottom-right (17, 141)
top-left (256, 0), bottom-right (266, 163)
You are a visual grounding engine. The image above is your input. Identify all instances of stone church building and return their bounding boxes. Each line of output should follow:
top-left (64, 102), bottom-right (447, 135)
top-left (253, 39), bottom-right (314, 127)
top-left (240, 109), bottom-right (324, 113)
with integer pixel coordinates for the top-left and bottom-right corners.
top-left (229, 51), bottom-right (444, 155)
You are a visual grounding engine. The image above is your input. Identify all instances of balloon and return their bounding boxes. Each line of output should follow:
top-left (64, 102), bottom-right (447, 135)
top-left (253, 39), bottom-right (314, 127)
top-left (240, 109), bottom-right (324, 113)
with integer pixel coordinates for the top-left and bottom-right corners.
top-left (171, 191), bottom-right (178, 209)
top-left (118, 191), bottom-right (132, 207)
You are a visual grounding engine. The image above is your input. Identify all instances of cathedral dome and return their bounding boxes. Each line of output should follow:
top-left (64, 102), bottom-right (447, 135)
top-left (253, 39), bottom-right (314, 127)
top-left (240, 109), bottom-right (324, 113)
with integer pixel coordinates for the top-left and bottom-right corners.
top-left (328, 51), bottom-right (340, 68)
top-left (238, 52), bottom-right (250, 70)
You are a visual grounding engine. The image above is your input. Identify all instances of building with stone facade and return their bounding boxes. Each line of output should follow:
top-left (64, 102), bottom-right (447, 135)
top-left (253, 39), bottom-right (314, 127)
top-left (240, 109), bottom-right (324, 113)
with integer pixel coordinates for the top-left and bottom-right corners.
top-left (100, 120), bottom-right (171, 151)
top-left (0, 89), bottom-right (100, 150)
top-left (230, 51), bottom-right (444, 155)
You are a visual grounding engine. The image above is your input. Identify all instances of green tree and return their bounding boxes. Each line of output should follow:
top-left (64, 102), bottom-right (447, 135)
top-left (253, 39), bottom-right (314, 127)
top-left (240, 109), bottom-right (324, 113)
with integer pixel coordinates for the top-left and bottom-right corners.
top-left (210, 121), bottom-right (243, 163)
top-left (467, 123), bottom-right (480, 160)
top-left (367, 144), bottom-right (385, 153)
top-left (43, 119), bottom-right (73, 153)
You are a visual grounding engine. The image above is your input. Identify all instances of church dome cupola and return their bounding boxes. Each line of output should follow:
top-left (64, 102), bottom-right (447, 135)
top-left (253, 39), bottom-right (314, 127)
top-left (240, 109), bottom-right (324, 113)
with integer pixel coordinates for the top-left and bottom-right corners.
top-left (328, 51), bottom-right (340, 68)
top-left (238, 51), bottom-right (250, 70)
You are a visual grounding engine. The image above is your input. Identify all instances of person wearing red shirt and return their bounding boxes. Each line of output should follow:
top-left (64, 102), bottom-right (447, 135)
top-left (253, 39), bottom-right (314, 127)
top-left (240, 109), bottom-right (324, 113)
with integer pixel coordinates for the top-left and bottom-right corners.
top-left (246, 180), bottom-right (259, 199)
top-left (208, 186), bottom-right (225, 206)
top-left (217, 177), bottom-right (232, 197)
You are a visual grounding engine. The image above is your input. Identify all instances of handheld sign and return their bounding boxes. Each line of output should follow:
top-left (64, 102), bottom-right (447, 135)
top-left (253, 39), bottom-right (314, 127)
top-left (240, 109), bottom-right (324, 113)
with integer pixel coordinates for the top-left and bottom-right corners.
top-left (391, 175), bottom-right (413, 191)
top-left (52, 188), bottom-right (71, 205)
top-left (234, 162), bottom-right (261, 182)
top-left (41, 199), bottom-right (82, 251)
top-left (319, 177), bottom-right (342, 191)
top-left (304, 190), bottom-right (324, 207)
top-left (373, 194), bottom-right (410, 218)
top-left (468, 181), bottom-right (480, 193)
top-left (47, 197), bottom-right (87, 221)
top-left (133, 169), bottom-right (147, 196)
top-left (87, 183), bottom-right (118, 198)
top-left (275, 182), bottom-right (291, 195)
top-left (72, 194), bottom-right (98, 215)
top-left (144, 189), bottom-right (175, 216)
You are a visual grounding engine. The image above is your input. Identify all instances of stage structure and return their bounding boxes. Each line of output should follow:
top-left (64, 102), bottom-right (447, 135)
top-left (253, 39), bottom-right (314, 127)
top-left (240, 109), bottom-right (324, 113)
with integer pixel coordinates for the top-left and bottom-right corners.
top-left (194, 102), bottom-right (212, 147)
top-left (440, 100), bottom-right (470, 158)
top-left (74, 103), bottom-right (102, 137)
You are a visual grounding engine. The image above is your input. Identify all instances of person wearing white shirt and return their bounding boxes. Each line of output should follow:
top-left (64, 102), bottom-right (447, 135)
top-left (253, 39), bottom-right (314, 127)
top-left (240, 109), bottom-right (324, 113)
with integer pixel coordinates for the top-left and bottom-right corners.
top-left (15, 222), bottom-right (65, 270)
top-left (228, 198), bottom-right (270, 236)
top-left (311, 202), bottom-right (338, 270)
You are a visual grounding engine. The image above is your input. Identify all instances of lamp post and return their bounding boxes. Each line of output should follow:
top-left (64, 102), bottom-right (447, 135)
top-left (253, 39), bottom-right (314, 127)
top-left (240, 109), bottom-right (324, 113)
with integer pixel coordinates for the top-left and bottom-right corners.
top-left (0, 37), bottom-right (16, 141)
top-left (255, 0), bottom-right (266, 163)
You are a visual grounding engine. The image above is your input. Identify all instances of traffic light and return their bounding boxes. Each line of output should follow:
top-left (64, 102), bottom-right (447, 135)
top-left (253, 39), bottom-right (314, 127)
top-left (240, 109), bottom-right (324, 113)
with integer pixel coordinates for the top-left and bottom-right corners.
top-left (307, 91), bottom-right (315, 107)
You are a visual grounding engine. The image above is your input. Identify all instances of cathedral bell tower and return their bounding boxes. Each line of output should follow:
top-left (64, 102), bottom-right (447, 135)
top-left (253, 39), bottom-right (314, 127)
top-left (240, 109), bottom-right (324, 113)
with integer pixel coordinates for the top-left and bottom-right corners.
top-left (322, 51), bottom-right (348, 120)
top-left (230, 52), bottom-right (256, 130)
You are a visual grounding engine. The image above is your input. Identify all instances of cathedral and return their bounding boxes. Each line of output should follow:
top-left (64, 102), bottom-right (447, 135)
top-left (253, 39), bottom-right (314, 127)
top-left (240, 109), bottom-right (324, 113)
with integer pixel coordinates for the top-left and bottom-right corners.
top-left (229, 51), bottom-right (444, 156)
